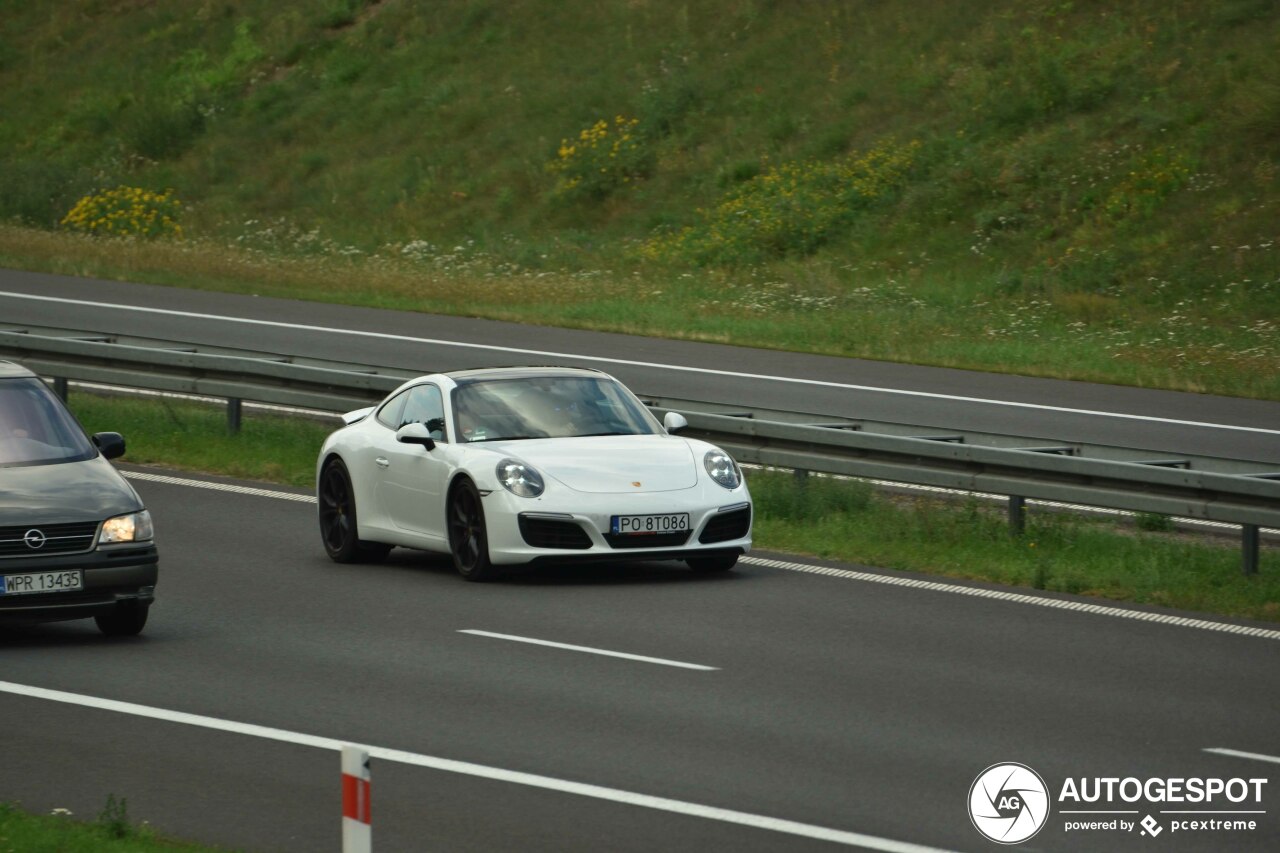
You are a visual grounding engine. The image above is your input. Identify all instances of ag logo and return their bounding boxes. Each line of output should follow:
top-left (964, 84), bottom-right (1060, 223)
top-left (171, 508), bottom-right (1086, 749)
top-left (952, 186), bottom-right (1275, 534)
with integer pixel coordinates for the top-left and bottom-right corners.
top-left (968, 762), bottom-right (1050, 844)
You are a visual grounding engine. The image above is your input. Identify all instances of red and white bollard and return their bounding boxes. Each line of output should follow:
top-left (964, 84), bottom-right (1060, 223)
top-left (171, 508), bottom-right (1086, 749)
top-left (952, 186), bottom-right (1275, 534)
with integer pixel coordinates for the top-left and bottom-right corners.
top-left (342, 745), bottom-right (372, 853)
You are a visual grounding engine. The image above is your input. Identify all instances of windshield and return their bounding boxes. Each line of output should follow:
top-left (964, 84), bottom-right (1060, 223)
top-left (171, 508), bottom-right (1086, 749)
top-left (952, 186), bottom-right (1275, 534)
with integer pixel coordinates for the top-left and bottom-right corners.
top-left (452, 375), bottom-right (661, 442)
top-left (0, 377), bottom-right (97, 466)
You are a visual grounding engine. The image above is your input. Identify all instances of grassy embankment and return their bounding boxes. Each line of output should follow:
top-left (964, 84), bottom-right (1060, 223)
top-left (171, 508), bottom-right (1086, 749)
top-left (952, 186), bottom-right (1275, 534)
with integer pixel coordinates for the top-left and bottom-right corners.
top-left (4, 7), bottom-right (1276, 830)
top-left (2, 1), bottom-right (1276, 613)
top-left (70, 392), bottom-right (1280, 623)
top-left (0, 798), bottom-right (236, 853)
top-left (0, 1), bottom-right (1276, 398)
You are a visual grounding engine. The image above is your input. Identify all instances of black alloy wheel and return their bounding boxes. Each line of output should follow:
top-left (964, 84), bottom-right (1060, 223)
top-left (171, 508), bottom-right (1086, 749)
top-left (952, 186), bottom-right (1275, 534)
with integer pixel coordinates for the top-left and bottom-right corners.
top-left (448, 479), bottom-right (497, 581)
top-left (319, 459), bottom-right (390, 563)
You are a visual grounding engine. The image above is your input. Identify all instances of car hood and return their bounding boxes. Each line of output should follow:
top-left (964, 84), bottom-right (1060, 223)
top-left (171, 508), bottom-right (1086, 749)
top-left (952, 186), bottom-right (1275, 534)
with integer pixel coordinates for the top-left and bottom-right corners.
top-left (0, 457), bottom-right (143, 525)
top-left (500, 435), bottom-right (699, 494)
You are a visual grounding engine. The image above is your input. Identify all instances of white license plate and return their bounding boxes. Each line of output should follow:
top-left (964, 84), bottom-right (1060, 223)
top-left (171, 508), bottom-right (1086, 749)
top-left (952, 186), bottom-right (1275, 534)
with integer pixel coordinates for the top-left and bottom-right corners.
top-left (1, 570), bottom-right (84, 596)
top-left (611, 513), bottom-right (690, 535)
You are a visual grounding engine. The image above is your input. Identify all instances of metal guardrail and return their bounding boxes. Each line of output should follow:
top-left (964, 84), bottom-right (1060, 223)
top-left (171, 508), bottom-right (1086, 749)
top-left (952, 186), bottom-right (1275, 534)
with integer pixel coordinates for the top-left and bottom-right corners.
top-left (638, 394), bottom-right (1280, 477)
top-left (0, 327), bottom-right (412, 426)
top-left (2, 328), bottom-right (1276, 574)
top-left (649, 407), bottom-right (1277, 569)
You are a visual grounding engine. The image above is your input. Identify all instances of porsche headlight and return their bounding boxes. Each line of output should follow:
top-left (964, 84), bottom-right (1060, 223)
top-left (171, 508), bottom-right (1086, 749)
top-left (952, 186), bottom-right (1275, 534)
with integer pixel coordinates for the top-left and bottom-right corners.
top-left (703, 449), bottom-right (741, 490)
top-left (496, 459), bottom-right (545, 498)
top-left (99, 510), bottom-right (154, 545)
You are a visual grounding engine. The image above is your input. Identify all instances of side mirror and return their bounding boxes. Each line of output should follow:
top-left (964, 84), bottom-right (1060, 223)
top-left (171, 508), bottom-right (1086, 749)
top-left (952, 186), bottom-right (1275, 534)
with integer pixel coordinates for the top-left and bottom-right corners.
top-left (396, 422), bottom-right (436, 450)
top-left (93, 431), bottom-right (127, 460)
top-left (663, 412), bottom-right (688, 434)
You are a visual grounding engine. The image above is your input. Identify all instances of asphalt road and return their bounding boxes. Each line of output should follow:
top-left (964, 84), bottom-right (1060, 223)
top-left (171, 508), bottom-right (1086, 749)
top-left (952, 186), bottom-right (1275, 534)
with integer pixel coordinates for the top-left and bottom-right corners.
top-left (0, 269), bottom-right (1277, 851)
top-left (1, 269), bottom-right (1277, 464)
top-left (1, 471), bottom-right (1277, 852)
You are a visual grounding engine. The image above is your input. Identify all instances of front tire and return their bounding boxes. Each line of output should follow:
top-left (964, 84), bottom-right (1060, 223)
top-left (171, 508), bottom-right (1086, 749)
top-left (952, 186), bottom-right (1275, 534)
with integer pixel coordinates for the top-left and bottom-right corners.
top-left (319, 459), bottom-right (391, 563)
top-left (96, 602), bottom-right (148, 637)
top-left (448, 479), bottom-right (498, 581)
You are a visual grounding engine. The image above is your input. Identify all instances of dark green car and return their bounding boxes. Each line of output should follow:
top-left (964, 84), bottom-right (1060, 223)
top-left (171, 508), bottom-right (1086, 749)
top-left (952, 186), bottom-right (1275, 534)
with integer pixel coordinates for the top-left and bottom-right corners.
top-left (0, 361), bottom-right (157, 636)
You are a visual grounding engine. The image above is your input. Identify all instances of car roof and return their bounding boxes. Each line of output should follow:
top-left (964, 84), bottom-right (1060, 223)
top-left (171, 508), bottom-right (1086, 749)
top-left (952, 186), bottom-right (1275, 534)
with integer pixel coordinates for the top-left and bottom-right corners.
top-left (0, 360), bottom-right (37, 379)
top-left (444, 366), bottom-right (607, 384)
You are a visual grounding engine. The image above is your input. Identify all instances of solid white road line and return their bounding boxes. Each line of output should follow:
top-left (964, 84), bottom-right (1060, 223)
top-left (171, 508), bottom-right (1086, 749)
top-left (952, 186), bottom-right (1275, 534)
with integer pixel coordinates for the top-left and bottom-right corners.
top-left (459, 629), bottom-right (718, 670)
top-left (70, 379), bottom-right (342, 420)
top-left (740, 556), bottom-right (1280, 642)
top-left (120, 470), bottom-right (1280, 642)
top-left (0, 680), bottom-right (955, 853)
top-left (122, 469), bottom-right (316, 502)
top-left (5, 290), bottom-right (1277, 436)
top-left (1204, 748), bottom-right (1280, 765)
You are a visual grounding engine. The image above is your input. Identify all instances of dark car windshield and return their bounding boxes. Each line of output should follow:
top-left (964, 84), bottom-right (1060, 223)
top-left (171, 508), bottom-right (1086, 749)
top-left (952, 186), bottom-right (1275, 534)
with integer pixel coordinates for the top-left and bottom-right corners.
top-left (452, 376), bottom-right (660, 442)
top-left (0, 377), bottom-right (97, 466)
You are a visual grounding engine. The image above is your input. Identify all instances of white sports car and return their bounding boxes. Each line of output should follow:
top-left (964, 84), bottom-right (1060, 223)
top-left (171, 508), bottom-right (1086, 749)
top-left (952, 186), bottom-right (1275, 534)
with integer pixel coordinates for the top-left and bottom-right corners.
top-left (316, 367), bottom-right (751, 580)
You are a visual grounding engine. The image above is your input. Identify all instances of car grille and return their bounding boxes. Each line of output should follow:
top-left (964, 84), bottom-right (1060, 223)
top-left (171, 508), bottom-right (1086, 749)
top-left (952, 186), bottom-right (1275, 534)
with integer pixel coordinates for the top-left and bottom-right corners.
top-left (604, 530), bottom-right (692, 549)
top-left (0, 521), bottom-right (99, 558)
top-left (699, 506), bottom-right (752, 544)
top-left (518, 516), bottom-right (593, 550)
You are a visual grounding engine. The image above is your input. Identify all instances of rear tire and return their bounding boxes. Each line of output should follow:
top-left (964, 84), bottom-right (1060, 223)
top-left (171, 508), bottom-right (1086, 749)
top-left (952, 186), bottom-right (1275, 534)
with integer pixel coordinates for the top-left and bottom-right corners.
top-left (448, 479), bottom-right (498, 581)
top-left (687, 553), bottom-right (738, 573)
top-left (319, 459), bottom-right (392, 563)
top-left (96, 602), bottom-right (148, 637)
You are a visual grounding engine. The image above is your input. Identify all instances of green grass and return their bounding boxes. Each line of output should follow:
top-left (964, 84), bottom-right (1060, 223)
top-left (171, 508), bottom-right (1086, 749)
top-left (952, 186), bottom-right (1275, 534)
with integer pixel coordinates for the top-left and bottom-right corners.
top-left (73, 392), bottom-right (330, 488)
top-left (0, 1), bottom-right (1276, 398)
top-left (71, 391), bottom-right (1279, 622)
top-left (0, 798), bottom-right (237, 852)
top-left (753, 472), bottom-right (1279, 622)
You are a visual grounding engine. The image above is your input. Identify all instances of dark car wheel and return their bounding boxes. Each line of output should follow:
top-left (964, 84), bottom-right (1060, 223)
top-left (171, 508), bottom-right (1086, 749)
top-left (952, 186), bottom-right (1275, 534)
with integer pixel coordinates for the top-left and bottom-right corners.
top-left (686, 553), bottom-right (738, 573)
top-left (448, 479), bottom-right (497, 581)
top-left (319, 459), bottom-right (391, 563)
top-left (95, 602), bottom-right (148, 637)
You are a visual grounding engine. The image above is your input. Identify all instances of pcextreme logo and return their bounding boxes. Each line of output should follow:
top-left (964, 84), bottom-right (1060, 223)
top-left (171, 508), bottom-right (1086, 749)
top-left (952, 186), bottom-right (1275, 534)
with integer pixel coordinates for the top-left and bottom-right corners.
top-left (968, 763), bottom-right (1051, 844)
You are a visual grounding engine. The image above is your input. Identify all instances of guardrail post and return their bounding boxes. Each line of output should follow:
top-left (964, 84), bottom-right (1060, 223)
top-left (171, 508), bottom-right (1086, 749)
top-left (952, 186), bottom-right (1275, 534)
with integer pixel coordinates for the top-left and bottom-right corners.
top-left (227, 397), bottom-right (242, 434)
top-left (1243, 525), bottom-right (1260, 576)
top-left (342, 745), bottom-right (372, 853)
top-left (794, 468), bottom-right (809, 488)
top-left (1008, 496), bottom-right (1026, 536)
top-left (53, 376), bottom-right (68, 401)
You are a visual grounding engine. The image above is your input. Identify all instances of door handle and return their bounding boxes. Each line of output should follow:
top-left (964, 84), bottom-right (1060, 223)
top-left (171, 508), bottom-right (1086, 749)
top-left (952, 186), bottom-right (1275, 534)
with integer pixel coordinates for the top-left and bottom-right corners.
top-left (375, 457), bottom-right (390, 468)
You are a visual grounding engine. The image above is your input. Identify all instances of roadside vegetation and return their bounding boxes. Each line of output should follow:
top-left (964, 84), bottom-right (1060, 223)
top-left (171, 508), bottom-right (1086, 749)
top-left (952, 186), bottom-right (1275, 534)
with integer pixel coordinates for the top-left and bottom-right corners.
top-left (0, 1), bottom-right (1277, 398)
top-left (70, 392), bottom-right (1280, 623)
top-left (0, 797), bottom-right (236, 852)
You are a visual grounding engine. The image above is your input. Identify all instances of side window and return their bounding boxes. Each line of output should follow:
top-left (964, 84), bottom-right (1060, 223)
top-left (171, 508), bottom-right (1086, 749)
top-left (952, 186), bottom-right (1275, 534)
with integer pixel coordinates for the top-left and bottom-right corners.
top-left (375, 390), bottom-right (410, 430)
top-left (399, 384), bottom-right (447, 442)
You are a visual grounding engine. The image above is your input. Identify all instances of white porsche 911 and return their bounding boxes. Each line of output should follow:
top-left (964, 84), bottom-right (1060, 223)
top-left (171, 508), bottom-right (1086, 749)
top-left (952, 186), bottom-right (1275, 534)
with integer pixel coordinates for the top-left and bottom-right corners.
top-left (316, 367), bottom-right (751, 580)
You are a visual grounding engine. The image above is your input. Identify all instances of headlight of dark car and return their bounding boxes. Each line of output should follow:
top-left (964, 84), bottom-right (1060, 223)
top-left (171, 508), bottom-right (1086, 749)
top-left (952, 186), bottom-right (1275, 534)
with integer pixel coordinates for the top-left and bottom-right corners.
top-left (496, 459), bottom-right (545, 498)
top-left (703, 450), bottom-right (741, 489)
top-left (99, 510), bottom-right (154, 545)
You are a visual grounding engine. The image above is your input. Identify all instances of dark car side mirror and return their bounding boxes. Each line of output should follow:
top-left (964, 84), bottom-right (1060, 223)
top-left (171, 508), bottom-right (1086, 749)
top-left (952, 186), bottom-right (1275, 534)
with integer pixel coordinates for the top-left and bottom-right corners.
top-left (93, 431), bottom-right (127, 460)
top-left (396, 422), bottom-right (436, 450)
